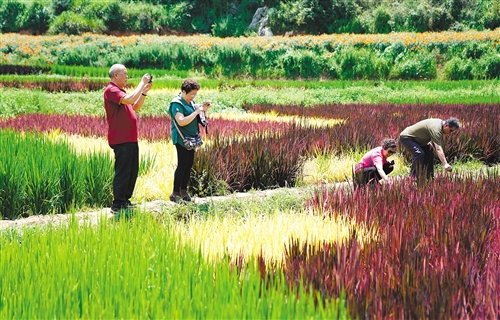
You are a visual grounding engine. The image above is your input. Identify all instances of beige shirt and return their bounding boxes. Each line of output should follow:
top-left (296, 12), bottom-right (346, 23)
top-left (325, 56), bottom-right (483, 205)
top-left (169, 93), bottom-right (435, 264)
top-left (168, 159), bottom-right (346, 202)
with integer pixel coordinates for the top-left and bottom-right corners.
top-left (400, 118), bottom-right (443, 146)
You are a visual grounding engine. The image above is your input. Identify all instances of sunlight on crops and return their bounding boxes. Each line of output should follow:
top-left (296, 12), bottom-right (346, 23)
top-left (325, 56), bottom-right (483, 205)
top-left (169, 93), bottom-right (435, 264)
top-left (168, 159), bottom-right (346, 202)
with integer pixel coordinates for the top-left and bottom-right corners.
top-left (210, 111), bottom-right (344, 127)
top-left (134, 141), bottom-right (176, 201)
top-left (48, 132), bottom-right (177, 201)
top-left (301, 151), bottom-right (407, 184)
top-left (173, 210), bottom-right (377, 264)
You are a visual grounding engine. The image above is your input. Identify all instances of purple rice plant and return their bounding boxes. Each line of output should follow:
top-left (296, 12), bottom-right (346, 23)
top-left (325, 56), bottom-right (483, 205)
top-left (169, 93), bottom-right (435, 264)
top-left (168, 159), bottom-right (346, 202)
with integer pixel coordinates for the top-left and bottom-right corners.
top-left (190, 126), bottom-right (308, 195)
top-left (0, 78), bottom-right (108, 92)
top-left (276, 173), bottom-right (500, 318)
top-left (244, 103), bottom-right (500, 165)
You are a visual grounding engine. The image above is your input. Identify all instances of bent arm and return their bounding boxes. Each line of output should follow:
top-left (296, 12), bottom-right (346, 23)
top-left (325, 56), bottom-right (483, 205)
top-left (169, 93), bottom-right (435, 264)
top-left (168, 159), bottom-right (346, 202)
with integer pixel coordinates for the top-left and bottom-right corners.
top-left (434, 144), bottom-right (452, 170)
top-left (434, 144), bottom-right (448, 165)
top-left (175, 109), bottom-right (200, 127)
top-left (120, 74), bottom-right (152, 111)
top-left (375, 163), bottom-right (390, 182)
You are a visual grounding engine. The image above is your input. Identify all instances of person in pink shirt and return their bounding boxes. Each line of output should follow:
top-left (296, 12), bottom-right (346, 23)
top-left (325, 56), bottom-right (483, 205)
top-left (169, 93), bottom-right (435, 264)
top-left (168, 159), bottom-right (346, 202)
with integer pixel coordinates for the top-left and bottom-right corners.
top-left (104, 64), bottom-right (152, 214)
top-left (354, 138), bottom-right (397, 186)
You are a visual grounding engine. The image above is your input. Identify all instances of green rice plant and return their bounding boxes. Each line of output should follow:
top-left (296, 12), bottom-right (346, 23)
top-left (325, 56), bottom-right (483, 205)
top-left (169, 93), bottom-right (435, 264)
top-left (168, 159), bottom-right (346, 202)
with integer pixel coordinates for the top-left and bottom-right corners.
top-left (0, 215), bottom-right (348, 318)
top-left (80, 153), bottom-right (113, 208)
top-left (138, 151), bottom-right (157, 176)
top-left (0, 130), bottom-right (113, 218)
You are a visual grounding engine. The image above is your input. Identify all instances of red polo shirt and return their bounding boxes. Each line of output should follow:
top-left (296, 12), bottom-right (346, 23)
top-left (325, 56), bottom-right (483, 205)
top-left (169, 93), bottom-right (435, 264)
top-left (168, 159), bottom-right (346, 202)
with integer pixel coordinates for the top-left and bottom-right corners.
top-left (103, 82), bottom-right (138, 145)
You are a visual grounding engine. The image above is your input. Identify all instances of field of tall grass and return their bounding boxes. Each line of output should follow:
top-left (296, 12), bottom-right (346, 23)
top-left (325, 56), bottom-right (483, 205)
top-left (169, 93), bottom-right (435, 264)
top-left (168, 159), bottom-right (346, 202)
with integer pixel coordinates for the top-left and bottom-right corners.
top-left (1, 47), bottom-right (499, 317)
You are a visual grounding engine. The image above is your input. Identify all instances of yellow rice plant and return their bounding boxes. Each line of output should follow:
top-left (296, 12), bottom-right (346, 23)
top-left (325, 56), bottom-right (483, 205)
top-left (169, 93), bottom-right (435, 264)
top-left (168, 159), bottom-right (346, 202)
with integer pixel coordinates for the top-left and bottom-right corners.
top-left (173, 208), bottom-right (378, 265)
top-left (301, 151), bottom-right (407, 184)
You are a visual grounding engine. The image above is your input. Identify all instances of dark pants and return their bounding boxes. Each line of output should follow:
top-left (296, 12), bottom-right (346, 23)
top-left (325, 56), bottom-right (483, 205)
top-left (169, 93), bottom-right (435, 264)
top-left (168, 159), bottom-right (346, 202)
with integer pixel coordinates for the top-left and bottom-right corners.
top-left (355, 163), bottom-right (394, 186)
top-left (110, 142), bottom-right (139, 209)
top-left (399, 136), bottom-right (434, 181)
top-left (174, 143), bottom-right (195, 192)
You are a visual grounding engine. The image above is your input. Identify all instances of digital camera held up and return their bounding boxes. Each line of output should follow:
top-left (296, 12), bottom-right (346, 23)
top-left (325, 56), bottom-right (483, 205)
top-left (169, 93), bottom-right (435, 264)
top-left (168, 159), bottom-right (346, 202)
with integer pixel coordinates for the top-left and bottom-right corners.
top-left (194, 104), bottom-right (208, 127)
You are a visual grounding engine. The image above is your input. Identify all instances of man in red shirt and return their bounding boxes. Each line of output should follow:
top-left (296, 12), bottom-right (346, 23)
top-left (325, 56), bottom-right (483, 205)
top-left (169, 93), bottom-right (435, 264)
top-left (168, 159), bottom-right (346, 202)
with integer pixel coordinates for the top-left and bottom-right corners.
top-left (104, 64), bottom-right (152, 213)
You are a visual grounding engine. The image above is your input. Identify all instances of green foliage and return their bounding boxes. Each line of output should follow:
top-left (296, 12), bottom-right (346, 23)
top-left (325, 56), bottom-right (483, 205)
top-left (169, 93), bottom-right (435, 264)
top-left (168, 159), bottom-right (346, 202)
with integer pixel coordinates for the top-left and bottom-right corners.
top-left (0, 0), bottom-right (26, 32)
top-left (48, 11), bottom-right (105, 35)
top-left (391, 50), bottom-right (437, 80)
top-left (0, 0), bottom-right (499, 35)
top-left (0, 130), bottom-right (113, 219)
top-left (442, 57), bottom-right (474, 80)
top-left (337, 47), bottom-right (382, 80)
top-left (476, 53), bottom-right (500, 79)
top-left (21, 1), bottom-right (52, 34)
top-left (281, 49), bottom-right (325, 79)
top-left (372, 6), bottom-right (392, 34)
top-left (0, 215), bottom-right (347, 318)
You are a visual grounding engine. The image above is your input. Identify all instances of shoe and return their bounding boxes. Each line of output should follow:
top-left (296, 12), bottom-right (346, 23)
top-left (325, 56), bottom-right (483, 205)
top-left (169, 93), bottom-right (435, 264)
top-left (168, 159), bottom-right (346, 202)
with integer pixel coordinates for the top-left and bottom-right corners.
top-left (180, 189), bottom-right (192, 202)
top-left (127, 201), bottom-right (137, 209)
top-left (169, 193), bottom-right (182, 203)
top-left (110, 206), bottom-right (124, 214)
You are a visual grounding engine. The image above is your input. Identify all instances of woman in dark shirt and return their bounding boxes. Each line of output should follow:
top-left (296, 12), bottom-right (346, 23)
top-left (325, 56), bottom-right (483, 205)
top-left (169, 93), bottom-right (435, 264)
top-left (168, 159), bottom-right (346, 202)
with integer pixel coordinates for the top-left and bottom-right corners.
top-left (168, 79), bottom-right (211, 203)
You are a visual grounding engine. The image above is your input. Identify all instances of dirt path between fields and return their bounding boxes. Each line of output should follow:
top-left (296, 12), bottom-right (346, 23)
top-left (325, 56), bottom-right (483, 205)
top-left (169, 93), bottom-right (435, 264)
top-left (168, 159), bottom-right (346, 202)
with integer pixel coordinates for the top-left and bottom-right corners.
top-left (0, 183), bottom-right (342, 230)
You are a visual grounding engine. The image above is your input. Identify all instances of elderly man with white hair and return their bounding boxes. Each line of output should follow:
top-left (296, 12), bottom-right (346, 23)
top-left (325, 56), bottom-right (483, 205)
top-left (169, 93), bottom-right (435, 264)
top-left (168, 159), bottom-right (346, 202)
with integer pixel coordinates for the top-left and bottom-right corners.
top-left (104, 64), bottom-right (152, 214)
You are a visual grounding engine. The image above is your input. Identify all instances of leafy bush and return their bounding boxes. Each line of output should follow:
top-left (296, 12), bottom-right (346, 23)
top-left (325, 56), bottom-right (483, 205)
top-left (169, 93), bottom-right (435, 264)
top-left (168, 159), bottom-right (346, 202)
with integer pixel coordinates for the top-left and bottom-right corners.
top-left (0, 65), bottom-right (50, 75)
top-left (475, 53), bottom-right (500, 79)
top-left (337, 47), bottom-right (381, 80)
top-left (21, 1), bottom-right (52, 34)
top-left (442, 57), bottom-right (474, 80)
top-left (0, 0), bottom-right (26, 32)
top-left (461, 41), bottom-right (493, 60)
top-left (372, 6), bottom-right (391, 34)
top-left (48, 11), bottom-right (105, 35)
top-left (390, 50), bottom-right (437, 80)
top-left (281, 49), bottom-right (325, 79)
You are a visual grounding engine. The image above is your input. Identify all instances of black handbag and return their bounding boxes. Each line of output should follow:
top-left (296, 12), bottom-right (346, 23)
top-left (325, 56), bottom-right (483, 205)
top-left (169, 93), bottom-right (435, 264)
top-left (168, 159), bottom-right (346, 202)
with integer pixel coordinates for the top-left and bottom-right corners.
top-left (172, 118), bottom-right (203, 150)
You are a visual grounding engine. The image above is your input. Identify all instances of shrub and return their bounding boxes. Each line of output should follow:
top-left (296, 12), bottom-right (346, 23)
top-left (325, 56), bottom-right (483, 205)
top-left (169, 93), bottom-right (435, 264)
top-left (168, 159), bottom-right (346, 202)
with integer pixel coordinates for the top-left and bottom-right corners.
top-left (337, 47), bottom-right (380, 80)
top-left (442, 57), bottom-right (474, 80)
top-left (0, 0), bottom-right (26, 32)
top-left (404, 2), bottom-right (431, 32)
top-left (475, 53), bottom-right (500, 79)
top-left (462, 41), bottom-right (493, 60)
top-left (373, 7), bottom-right (392, 34)
top-left (21, 1), bottom-right (52, 34)
top-left (390, 50), bottom-right (437, 80)
top-left (429, 5), bottom-right (453, 31)
top-left (48, 11), bottom-right (105, 35)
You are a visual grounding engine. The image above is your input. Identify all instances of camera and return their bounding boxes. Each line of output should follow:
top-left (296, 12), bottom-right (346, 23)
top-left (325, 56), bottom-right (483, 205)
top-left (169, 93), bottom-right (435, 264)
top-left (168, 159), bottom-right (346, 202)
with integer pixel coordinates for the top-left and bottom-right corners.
top-left (194, 104), bottom-right (208, 126)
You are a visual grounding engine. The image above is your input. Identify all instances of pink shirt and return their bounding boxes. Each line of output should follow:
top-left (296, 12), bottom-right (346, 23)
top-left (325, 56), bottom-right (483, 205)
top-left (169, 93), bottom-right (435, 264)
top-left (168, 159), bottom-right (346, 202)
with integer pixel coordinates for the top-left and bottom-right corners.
top-left (103, 82), bottom-right (138, 145)
top-left (355, 146), bottom-right (388, 173)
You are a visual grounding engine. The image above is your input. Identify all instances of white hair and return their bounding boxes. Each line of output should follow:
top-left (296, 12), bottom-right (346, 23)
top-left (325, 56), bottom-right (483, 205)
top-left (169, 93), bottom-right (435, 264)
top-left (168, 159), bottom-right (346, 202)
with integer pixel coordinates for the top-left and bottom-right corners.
top-left (108, 64), bottom-right (126, 78)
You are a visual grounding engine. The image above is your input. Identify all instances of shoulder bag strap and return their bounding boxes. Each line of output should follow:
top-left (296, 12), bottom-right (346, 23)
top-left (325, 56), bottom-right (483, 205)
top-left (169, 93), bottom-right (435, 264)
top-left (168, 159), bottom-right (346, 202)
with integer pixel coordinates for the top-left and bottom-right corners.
top-left (172, 117), bottom-right (186, 140)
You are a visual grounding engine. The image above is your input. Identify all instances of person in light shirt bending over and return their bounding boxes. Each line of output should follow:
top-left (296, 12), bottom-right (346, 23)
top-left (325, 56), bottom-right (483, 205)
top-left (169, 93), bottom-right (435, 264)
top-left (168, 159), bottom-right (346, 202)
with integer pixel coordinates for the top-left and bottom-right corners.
top-left (399, 117), bottom-right (460, 183)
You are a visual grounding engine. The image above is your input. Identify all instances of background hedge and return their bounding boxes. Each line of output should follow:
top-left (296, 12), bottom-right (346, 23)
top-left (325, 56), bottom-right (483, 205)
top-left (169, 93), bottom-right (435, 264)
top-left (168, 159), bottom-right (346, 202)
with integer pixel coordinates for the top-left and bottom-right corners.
top-left (0, 0), bottom-right (499, 36)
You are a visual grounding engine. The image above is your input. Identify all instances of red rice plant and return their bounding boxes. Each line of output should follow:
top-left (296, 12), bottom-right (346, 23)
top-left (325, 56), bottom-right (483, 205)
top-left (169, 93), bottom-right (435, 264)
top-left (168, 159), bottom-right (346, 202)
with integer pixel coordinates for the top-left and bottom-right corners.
top-left (278, 173), bottom-right (500, 318)
top-left (0, 78), bottom-right (108, 92)
top-left (245, 103), bottom-right (500, 164)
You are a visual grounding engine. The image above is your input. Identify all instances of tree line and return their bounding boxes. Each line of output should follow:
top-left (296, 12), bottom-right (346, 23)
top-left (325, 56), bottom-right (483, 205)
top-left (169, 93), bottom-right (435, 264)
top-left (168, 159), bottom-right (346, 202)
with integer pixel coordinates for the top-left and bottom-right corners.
top-left (0, 0), bottom-right (499, 37)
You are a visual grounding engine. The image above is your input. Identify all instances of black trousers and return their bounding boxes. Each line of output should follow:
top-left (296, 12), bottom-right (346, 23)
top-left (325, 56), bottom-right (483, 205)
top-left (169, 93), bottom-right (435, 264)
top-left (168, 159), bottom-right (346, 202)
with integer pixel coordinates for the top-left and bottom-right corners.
top-left (174, 143), bottom-right (195, 192)
top-left (110, 142), bottom-right (139, 208)
top-left (399, 137), bottom-right (434, 181)
top-left (355, 163), bottom-right (394, 186)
